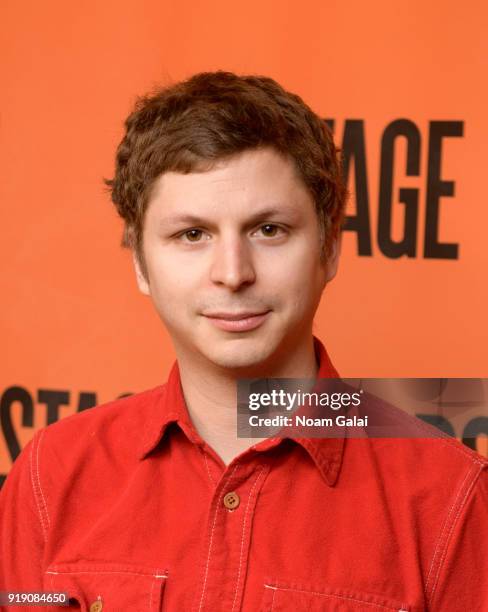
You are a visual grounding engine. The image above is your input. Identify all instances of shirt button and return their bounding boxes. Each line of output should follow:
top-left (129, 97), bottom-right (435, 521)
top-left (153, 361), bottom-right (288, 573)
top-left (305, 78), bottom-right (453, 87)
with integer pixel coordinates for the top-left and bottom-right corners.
top-left (90, 601), bottom-right (103, 612)
top-left (223, 491), bottom-right (240, 510)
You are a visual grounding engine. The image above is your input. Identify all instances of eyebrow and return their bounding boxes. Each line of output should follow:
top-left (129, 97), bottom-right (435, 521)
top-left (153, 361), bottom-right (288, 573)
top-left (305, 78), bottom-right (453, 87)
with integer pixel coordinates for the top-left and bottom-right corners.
top-left (160, 206), bottom-right (302, 229)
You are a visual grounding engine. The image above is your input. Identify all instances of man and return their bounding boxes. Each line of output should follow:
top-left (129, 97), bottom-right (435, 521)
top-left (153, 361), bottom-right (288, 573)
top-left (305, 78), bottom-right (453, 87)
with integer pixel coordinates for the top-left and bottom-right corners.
top-left (1, 72), bottom-right (486, 611)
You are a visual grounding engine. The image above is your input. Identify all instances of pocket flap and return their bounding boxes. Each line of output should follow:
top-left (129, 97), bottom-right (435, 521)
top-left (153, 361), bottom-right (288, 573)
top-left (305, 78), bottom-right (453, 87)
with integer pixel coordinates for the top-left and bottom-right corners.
top-left (45, 563), bottom-right (168, 612)
top-left (261, 580), bottom-right (412, 611)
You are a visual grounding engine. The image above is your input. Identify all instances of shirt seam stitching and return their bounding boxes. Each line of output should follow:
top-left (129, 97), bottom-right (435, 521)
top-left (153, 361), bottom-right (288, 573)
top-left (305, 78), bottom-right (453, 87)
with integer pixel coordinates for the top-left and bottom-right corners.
top-left (149, 570), bottom-right (165, 611)
top-left (269, 585), bottom-right (277, 611)
top-left (196, 462), bottom-right (240, 612)
top-left (30, 428), bottom-right (50, 542)
top-left (424, 463), bottom-right (472, 593)
top-left (46, 569), bottom-right (167, 576)
top-left (425, 461), bottom-right (485, 606)
top-left (202, 451), bottom-right (216, 487)
top-left (264, 584), bottom-right (402, 610)
top-left (230, 466), bottom-right (267, 612)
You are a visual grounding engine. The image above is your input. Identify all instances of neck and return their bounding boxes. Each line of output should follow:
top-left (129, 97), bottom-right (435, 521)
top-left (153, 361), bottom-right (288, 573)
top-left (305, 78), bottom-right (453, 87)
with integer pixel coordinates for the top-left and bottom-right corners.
top-left (175, 335), bottom-right (319, 466)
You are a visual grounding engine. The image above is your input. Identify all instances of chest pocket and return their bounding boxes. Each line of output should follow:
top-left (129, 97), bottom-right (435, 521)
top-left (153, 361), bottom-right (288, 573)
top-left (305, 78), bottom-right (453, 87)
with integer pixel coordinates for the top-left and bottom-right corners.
top-left (260, 581), bottom-right (412, 612)
top-left (44, 563), bottom-right (167, 612)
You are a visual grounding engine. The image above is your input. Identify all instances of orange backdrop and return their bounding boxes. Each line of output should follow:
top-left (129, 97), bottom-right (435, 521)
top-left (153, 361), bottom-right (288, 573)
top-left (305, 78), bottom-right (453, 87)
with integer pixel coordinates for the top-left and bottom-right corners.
top-left (2, 0), bottom-right (487, 479)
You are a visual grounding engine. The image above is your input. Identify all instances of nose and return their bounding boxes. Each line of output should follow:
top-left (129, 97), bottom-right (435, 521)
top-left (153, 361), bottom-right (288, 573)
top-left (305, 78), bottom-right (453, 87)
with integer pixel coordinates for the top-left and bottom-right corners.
top-left (209, 235), bottom-right (256, 291)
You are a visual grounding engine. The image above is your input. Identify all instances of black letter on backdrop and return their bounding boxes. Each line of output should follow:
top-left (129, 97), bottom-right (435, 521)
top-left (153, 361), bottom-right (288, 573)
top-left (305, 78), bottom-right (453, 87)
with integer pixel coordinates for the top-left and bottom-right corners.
top-left (416, 414), bottom-right (455, 437)
top-left (38, 389), bottom-right (70, 425)
top-left (378, 119), bottom-right (421, 258)
top-left (463, 417), bottom-right (488, 452)
top-left (0, 386), bottom-right (34, 464)
top-left (340, 120), bottom-right (372, 256)
top-left (78, 393), bottom-right (98, 412)
top-left (424, 121), bottom-right (463, 259)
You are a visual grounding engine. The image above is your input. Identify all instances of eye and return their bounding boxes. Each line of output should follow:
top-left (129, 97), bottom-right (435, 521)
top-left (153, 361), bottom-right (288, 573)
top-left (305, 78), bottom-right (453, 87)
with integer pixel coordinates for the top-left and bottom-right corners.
top-left (258, 224), bottom-right (282, 237)
top-left (182, 229), bottom-right (205, 242)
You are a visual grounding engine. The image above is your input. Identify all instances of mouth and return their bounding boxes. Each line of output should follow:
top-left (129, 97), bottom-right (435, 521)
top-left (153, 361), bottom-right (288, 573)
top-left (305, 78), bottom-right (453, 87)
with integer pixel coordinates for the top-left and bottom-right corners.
top-left (202, 311), bottom-right (271, 332)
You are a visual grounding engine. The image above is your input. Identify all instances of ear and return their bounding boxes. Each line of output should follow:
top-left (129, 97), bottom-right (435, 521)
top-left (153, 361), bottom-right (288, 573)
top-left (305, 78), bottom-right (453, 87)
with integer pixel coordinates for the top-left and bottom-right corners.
top-left (324, 233), bottom-right (342, 283)
top-left (132, 251), bottom-right (151, 295)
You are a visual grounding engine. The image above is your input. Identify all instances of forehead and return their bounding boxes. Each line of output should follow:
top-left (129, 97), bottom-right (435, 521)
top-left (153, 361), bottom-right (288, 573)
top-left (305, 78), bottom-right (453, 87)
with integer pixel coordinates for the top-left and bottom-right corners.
top-left (146, 148), bottom-right (314, 223)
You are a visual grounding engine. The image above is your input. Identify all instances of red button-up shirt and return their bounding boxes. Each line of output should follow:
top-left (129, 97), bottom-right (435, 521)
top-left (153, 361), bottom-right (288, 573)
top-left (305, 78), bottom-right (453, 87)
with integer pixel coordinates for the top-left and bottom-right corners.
top-left (1, 339), bottom-right (487, 611)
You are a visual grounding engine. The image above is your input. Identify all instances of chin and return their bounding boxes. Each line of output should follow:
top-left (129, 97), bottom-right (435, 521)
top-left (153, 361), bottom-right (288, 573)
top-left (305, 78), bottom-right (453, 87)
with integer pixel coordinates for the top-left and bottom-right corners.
top-left (203, 340), bottom-right (276, 373)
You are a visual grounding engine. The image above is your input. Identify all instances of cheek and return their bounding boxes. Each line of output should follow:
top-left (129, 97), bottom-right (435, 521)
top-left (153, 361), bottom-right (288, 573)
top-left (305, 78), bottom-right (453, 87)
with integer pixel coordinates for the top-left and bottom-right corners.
top-left (148, 248), bottom-right (200, 288)
top-left (289, 267), bottom-right (326, 316)
top-left (269, 249), bottom-right (324, 293)
top-left (146, 263), bottom-right (194, 319)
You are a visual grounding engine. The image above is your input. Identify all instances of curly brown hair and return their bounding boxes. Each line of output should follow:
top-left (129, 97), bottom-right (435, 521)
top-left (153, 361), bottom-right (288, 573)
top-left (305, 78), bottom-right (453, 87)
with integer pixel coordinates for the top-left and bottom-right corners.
top-left (105, 71), bottom-right (347, 278)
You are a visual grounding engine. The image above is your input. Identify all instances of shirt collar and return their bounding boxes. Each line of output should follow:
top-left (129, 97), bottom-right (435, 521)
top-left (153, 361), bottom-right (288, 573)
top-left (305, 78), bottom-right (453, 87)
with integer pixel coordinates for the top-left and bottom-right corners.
top-left (139, 336), bottom-right (345, 487)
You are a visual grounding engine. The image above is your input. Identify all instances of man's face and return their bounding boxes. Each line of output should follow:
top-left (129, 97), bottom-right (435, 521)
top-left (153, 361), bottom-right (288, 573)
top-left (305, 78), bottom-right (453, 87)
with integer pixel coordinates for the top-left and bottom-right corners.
top-left (134, 147), bottom-right (339, 373)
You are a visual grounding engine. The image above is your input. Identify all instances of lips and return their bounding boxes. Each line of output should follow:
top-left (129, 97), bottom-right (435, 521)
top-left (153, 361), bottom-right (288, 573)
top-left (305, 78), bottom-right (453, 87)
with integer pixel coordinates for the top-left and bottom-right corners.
top-left (202, 311), bottom-right (271, 332)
